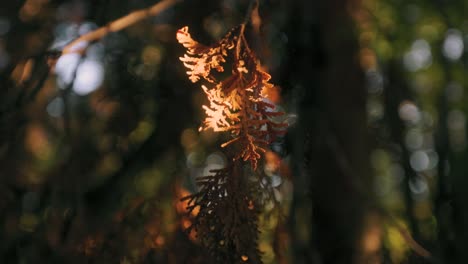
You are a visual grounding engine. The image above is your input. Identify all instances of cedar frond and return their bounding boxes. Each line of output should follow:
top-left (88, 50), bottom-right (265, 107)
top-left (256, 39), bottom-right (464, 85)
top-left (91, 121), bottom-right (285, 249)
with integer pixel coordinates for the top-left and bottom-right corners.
top-left (177, 26), bottom-right (286, 169)
top-left (184, 163), bottom-right (262, 263)
top-left (177, 26), bottom-right (236, 83)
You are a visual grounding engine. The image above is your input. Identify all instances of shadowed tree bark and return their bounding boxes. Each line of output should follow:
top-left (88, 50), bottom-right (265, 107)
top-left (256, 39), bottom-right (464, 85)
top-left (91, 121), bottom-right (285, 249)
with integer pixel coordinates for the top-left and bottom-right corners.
top-left (286, 0), bottom-right (372, 263)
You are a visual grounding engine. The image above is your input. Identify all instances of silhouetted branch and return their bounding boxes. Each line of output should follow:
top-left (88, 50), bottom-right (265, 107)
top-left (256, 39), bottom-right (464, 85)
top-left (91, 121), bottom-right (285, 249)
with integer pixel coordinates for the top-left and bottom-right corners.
top-left (62, 0), bottom-right (179, 54)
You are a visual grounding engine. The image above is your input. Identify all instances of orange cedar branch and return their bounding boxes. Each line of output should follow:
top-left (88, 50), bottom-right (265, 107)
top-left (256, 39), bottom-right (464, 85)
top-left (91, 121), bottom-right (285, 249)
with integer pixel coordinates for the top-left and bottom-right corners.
top-left (177, 26), bottom-right (286, 170)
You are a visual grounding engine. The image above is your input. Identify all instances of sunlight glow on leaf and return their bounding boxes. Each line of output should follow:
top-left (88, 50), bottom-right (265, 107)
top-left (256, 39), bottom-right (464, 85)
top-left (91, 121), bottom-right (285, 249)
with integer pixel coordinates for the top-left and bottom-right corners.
top-left (177, 26), bottom-right (287, 169)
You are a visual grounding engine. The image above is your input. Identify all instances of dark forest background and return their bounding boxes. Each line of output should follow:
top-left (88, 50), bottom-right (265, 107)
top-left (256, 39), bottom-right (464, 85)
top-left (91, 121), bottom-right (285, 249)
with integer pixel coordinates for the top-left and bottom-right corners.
top-left (1, 0), bottom-right (468, 263)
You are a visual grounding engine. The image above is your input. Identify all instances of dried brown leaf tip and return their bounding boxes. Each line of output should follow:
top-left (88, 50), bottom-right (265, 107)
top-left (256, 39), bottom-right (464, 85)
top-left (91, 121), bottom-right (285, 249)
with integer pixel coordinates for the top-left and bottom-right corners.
top-left (177, 26), bottom-right (235, 83)
top-left (177, 26), bottom-right (287, 170)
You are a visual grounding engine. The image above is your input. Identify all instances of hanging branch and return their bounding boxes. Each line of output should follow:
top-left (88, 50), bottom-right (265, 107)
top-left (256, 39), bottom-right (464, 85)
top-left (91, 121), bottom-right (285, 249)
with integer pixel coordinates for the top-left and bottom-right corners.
top-left (177, 1), bottom-right (288, 263)
top-left (176, 1), bottom-right (286, 169)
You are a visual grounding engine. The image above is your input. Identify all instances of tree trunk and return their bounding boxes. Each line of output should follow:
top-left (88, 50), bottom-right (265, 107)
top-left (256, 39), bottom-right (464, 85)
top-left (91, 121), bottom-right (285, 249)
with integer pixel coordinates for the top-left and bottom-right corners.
top-left (287, 0), bottom-right (372, 263)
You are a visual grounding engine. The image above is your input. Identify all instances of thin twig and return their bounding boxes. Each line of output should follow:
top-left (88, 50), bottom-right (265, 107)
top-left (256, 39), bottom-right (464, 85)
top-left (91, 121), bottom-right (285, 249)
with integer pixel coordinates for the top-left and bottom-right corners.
top-left (19, 59), bottom-right (34, 84)
top-left (235, 0), bottom-right (258, 60)
top-left (385, 213), bottom-right (432, 258)
top-left (242, 0), bottom-right (258, 26)
top-left (62, 0), bottom-right (179, 54)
